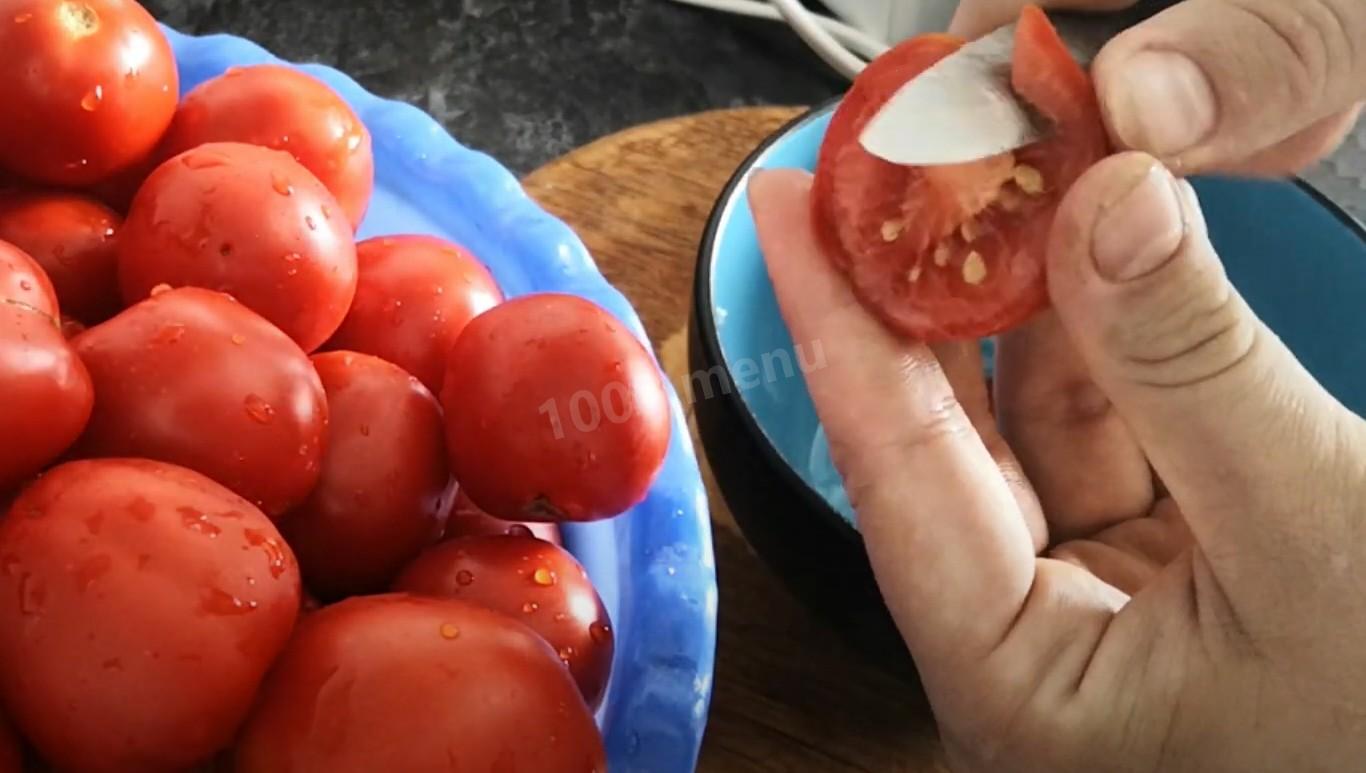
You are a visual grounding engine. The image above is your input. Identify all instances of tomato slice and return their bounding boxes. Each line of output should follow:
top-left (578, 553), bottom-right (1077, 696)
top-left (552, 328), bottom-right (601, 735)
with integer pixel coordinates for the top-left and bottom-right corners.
top-left (812, 5), bottom-right (1109, 342)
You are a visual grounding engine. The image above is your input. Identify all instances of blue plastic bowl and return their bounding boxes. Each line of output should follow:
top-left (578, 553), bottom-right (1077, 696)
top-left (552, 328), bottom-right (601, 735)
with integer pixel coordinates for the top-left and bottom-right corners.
top-left (691, 100), bottom-right (1366, 655)
top-left (162, 26), bottom-right (717, 772)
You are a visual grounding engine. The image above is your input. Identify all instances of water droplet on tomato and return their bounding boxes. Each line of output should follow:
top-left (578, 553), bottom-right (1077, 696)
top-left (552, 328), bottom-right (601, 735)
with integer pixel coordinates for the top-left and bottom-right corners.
top-left (102, 658), bottom-right (123, 671)
top-left (199, 587), bottom-right (258, 616)
top-left (0, 556), bottom-right (18, 577)
top-left (455, 570), bottom-right (474, 586)
top-left (13, 12), bottom-right (32, 22)
top-left (181, 152), bottom-right (227, 171)
top-left (80, 85), bottom-right (103, 112)
top-left (522, 602), bottom-right (538, 614)
top-left (153, 323), bottom-right (185, 345)
top-left (532, 568), bottom-right (556, 587)
top-left (244, 394), bottom-right (275, 424)
top-left (230, 333), bottom-right (245, 345)
top-left (297, 444), bottom-right (309, 456)
top-left (18, 574), bottom-right (44, 615)
top-left (127, 496), bottom-right (154, 521)
top-left (358, 423), bottom-right (371, 437)
top-left (439, 623), bottom-right (460, 640)
top-left (589, 621), bottom-right (611, 644)
top-left (286, 267), bottom-right (299, 277)
top-left (244, 529), bottom-right (288, 578)
top-left (557, 646), bottom-right (575, 663)
top-left (346, 134), bottom-right (363, 152)
top-left (180, 507), bottom-right (222, 537)
top-left (506, 524), bottom-right (532, 538)
top-left (320, 204), bottom-right (332, 220)
top-left (305, 215), bottom-right (317, 231)
top-left (17, 279), bottom-right (31, 292)
top-left (149, 283), bottom-right (172, 297)
top-left (270, 173), bottom-right (293, 196)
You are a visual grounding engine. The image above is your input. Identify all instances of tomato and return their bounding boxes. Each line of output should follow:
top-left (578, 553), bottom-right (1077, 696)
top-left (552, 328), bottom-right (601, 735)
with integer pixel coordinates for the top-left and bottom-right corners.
top-left (0, 711), bottom-right (21, 773)
top-left (0, 0), bottom-right (178, 187)
top-left (393, 535), bottom-right (614, 709)
top-left (60, 314), bottom-right (85, 339)
top-left (233, 594), bottom-right (606, 773)
top-left (443, 488), bottom-right (562, 545)
top-left (158, 64), bottom-right (375, 229)
top-left (282, 351), bottom-right (453, 600)
top-left (0, 240), bottom-right (58, 319)
top-left (0, 303), bottom-right (92, 493)
top-left (325, 234), bottom-right (502, 395)
top-left (0, 191), bottom-right (121, 323)
top-left (70, 286), bottom-right (327, 518)
top-left (117, 142), bottom-right (358, 352)
top-left (0, 459), bottom-right (301, 773)
top-left (811, 5), bottom-right (1109, 341)
top-left (442, 293), bottom-right (670, 522)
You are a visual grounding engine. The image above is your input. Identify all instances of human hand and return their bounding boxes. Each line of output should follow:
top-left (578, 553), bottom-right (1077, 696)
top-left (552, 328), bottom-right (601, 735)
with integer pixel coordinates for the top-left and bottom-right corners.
top-left (748, 156), bottom-right (1366, 772)
top-left (950, 0), bottom-right (1365, 176)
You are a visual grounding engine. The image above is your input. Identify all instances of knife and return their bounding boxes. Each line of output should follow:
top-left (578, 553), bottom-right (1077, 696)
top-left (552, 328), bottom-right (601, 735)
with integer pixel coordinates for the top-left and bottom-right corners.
top-left (858, 0), bottom-right (1184, 166)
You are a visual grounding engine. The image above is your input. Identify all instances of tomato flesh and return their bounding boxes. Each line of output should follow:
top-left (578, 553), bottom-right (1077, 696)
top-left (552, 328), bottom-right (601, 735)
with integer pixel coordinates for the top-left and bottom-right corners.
top-left (812, 5), bottom-right (1109, 341)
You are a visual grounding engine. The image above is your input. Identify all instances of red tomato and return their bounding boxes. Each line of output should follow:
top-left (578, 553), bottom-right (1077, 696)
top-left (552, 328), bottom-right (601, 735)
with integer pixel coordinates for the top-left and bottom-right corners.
top-left (443, 488), bottom-right (562, 545)
top-left (0, 459), bottom-right (301, 773)
top-left (0, 303), bottom-right (92, 493)
top-left (0, 711), bottom-right (21, 773)
top-left (158, 65), bottom-right (375, 229)
top-left (233, 594), bottom-right (606, 773)
top-left (117, 142), bottom-right (358, 352)
top-left (811, 6), bottom-right (1109, 341)
top-left (394, 535), bottom-right (614, 709)
top-left (0, 240), bottom-right (58, 319)
top-left (70, 286), bottom-right (327, 518)
top-left (282, 351), bottom-right (453, 600)
top-left (442, 293), bottom-right (670, 522)
top-left (0, 191), bottom-right (121, 323)
top-left (0, 0), bottom-right (178, 187)
top-left (325, 235), bottom-right (502, 395)
top-left (60, 314), bottom-right (86, 339)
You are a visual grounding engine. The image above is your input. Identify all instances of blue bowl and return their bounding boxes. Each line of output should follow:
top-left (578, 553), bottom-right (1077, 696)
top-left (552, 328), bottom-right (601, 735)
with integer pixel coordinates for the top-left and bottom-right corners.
top-left (163, 26), bottom-right (717, 772)
top-left (691, 99), bottom-right (1366, 654)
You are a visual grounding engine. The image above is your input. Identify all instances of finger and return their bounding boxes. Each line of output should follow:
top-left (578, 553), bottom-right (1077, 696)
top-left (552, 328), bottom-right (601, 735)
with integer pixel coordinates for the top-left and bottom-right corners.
top-left (1219, 103), bottom-right (1364, 177)
top-left (933, 339), bottom-right (1049, 550)
top-left (994, 312), bottom-right (1153, 541)
top-left (1093, 0), bottom-right (1366, 174)
top-left (948, 0), bottom-right (1134, 38)
top-left (748, 168), bottom-right (1036, 668)
top-left (1046, 151), bottom-right (1364, 568)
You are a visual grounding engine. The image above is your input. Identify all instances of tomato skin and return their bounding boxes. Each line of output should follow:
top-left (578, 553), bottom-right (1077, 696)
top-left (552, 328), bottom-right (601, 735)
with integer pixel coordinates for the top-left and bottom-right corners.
top-left (70, 287), bottom-right (327, 518)
top-left (0, 459), bottom-right (301, 773)
top-left (0, 303), bottom-right (93, 493)
top-left (0, 0), bottom-right (178, 187)
top-left (443, 488), bottom-right (562, 545)
top-left (325, 235), bottom-right (502, 395)
top-left (117, 142), bottom-right (358, 352)
top-left (0, 711), bottom-right (21, 773)
top-left (0, 240), bottom-right (59, 319)
top-left (282, 351), bottom-right (453, 600)
top-left (394, 535), bottom-right (614, 709)
top-left (442, 293), bottom-right (671, 523)
top-left (812, 9), bottom-right (1108, 342)
top-left (233, 594), bottom-right (607, 773)
top-left (158, 65), bottom-right (375, 230)
top-left (0, 192), bottom-right (121, 323)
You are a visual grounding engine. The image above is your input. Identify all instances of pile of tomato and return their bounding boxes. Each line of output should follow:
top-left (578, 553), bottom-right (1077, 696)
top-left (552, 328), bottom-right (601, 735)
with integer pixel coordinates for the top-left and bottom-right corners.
top-left (0, 0), bottom-right (672, 770)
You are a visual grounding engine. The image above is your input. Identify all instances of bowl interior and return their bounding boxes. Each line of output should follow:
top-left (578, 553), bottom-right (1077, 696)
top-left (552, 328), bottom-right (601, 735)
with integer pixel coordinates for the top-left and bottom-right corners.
top-left (165, 27), bottom-right (716, 772)
top-left (708, 105), bottom-right (1366, 530)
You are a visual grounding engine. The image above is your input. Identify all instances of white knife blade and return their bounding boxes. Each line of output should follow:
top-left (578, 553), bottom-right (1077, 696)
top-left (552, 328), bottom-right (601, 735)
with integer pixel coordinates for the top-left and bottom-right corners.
top-left (858, 1), bottom-right (1180, 166)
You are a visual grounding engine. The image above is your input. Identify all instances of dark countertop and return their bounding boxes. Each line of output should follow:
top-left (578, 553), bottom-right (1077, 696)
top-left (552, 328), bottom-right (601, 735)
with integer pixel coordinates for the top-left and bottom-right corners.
top-left (144, 0), bottom-right (846, 175)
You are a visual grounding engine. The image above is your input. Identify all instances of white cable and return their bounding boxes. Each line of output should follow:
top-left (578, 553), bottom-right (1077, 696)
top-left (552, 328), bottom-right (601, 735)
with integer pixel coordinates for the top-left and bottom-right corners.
top-left (666, 0), bottom-right (884, 78)
top-left (766, 0), bottom-right (868, 79)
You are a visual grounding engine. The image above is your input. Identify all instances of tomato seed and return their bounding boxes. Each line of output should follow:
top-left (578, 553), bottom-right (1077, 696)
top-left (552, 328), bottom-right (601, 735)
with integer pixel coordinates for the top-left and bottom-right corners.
top-left (880, 220), bottom-right (904, 242)
top-left (962, 251), bottom-right (987, 285)
top-left (933, 244), bottom-right (951, 267)
top-left (1013, 165), bottom-right (1045, 195)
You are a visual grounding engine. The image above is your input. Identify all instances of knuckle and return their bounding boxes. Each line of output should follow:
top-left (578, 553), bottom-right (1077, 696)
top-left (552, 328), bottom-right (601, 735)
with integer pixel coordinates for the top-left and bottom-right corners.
top-left (1102, 265), bottom-right (1260, 390)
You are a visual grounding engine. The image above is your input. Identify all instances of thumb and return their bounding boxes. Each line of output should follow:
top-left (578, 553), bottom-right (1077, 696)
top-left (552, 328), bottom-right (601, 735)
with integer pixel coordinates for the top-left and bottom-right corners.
top-left (1046, 153), bottom-right (1363, 566)
top-left (1093, 0), bottom-right (1366, 173)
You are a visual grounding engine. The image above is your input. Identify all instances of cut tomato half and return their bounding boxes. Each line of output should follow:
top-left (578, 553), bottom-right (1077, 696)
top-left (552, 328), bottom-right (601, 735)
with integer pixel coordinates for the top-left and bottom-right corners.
top-left (812, 5), bottom-right (1109, 342)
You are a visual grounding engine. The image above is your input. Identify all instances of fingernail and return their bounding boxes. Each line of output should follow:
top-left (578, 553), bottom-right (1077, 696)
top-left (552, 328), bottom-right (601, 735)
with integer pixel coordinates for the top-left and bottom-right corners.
top-left (1092, 161), bottom-right (1186, 282)
top-left (1106, 51), bottom-right (1217, 156)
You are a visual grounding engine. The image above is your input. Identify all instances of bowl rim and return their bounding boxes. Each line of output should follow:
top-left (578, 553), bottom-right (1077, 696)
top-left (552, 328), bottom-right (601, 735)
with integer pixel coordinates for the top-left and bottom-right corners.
top-left (693, 96), bottom-right (1366, 545)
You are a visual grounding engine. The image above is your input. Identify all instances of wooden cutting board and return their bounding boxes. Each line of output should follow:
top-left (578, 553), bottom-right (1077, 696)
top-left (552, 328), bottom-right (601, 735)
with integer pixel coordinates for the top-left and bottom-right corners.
top-left (523, 108), bottom-right (952, 773)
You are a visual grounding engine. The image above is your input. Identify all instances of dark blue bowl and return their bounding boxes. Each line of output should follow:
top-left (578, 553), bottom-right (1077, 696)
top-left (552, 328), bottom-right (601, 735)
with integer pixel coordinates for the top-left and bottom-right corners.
top-left (163, 25), bottom-right (718, 772)
top-left (691, 99), bottom-right (1366, 658)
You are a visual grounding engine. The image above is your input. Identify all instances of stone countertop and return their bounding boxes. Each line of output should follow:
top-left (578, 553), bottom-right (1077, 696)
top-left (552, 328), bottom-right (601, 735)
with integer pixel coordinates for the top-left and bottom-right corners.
top-left (143, 0), bottom-right (846, 175)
